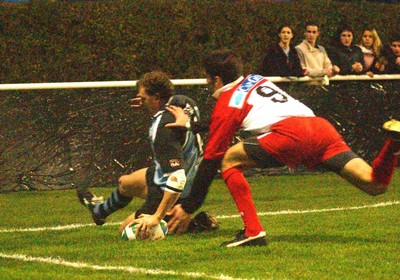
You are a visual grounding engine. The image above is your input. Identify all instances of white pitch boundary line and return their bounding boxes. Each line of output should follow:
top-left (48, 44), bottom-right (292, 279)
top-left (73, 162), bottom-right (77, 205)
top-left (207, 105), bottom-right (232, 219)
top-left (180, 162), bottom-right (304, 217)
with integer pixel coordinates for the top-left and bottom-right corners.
top-left (215, 200), bottom-right (400, 219)
top-left (0, 200), bottom-right (398, 234)
top-left (0, 253), bottom-right (253, 280)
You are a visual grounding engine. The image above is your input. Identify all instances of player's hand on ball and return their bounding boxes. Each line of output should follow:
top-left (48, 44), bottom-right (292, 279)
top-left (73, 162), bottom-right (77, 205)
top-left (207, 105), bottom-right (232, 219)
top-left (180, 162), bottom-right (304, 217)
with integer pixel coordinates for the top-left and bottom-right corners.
top-left (123, 217), bottom-right (168, 241)
top-left (129, 219), bottom-right (151, 240)
top-left (167, 204), bottom-right (193, 234)
top-left (134, 214), bottom-right (161, 239)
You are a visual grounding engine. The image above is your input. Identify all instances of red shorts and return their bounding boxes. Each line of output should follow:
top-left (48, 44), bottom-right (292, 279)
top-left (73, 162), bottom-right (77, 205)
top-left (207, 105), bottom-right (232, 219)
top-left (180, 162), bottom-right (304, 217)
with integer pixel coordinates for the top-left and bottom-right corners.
top-left (257, 117), bottom-right (351, 168)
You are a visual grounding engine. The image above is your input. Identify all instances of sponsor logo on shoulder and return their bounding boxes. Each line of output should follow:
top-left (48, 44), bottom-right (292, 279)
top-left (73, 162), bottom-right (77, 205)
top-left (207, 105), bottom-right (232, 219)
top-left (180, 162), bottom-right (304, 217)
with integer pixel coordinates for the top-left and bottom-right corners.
top-left (229, 74), bottom-right (264, 108)
top-left (169, 159), bottom-right (182, 168)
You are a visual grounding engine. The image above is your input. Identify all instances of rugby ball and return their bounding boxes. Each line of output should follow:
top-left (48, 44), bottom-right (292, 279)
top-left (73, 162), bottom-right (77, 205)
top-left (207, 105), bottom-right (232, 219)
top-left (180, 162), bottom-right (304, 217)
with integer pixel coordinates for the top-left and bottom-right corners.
top-left (121, 220), bottom-right (168, 241)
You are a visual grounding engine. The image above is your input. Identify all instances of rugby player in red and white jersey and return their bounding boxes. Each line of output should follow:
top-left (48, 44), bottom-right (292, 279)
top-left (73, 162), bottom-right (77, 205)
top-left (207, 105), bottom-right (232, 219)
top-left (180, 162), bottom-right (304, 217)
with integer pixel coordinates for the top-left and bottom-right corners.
top-left (166, 49), bottom-right (400, 247)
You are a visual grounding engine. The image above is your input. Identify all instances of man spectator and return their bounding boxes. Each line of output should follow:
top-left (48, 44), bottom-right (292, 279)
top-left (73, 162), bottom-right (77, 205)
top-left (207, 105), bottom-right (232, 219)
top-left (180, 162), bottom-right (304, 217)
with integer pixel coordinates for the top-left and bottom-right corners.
top-left (295, 22), bottom-right (340, 77)
top-left (383, 33), bottom-right (400, 74)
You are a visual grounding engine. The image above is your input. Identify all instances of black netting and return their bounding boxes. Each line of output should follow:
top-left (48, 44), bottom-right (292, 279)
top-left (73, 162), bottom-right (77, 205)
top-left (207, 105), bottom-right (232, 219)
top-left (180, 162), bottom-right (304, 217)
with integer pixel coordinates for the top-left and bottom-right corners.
top-left (0, 81), bottom-right (399, 192)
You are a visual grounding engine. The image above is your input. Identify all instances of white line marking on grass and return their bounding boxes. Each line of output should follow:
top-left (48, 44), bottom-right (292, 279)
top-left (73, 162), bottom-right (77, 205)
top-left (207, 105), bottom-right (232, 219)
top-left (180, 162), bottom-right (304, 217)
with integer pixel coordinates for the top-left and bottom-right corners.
top-left (0, 201), bottom-right (398, 234)
top-left (215, 200), bottom-right (400, 219)
top-left (0, 222), bottom-right (121, 233)
top-left (0, 253), bottom-right (252, 280)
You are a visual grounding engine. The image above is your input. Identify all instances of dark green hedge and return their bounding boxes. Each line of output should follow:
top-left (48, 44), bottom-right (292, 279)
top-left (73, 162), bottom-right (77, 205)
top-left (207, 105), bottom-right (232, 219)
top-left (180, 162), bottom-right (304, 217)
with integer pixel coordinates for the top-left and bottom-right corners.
top-left (1, 0), bottom-right (399, 192)
top-left (1, 0), bottom-right (399, 83)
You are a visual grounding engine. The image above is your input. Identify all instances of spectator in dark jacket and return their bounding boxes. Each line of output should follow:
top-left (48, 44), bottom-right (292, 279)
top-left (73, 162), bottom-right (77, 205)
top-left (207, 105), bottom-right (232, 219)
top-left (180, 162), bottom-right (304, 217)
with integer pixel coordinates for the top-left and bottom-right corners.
top-left (382, 33), bottom-right (400, 74)
top-left (259, 25), bottom-right (304, 77)
top-left (328, 25), bottom-right (365, 75)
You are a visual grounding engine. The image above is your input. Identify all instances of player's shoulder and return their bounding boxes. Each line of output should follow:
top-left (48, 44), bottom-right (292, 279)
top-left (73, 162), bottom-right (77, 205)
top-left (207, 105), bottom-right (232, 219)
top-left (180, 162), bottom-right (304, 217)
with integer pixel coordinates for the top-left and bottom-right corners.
top-left (166, 94), bottom-right (201, 122)
top-left (167, 94), bottom-right (197, 108)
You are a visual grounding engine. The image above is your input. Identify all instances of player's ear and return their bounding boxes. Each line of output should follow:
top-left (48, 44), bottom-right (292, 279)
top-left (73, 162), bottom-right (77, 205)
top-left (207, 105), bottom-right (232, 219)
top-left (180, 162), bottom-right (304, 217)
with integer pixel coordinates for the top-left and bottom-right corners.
top-left (215, 76), bottom-right (225, 88)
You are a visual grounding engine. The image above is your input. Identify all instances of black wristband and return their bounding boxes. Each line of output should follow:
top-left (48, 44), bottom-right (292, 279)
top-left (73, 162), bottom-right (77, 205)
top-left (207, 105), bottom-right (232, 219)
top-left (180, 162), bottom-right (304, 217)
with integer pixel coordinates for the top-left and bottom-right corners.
top-left (181, 158), bottom-right (221, 214)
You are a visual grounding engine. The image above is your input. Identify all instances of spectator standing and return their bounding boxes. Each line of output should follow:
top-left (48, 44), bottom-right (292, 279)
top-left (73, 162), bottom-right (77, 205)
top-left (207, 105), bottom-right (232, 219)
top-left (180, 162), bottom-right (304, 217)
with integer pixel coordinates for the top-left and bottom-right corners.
top-left (357, 27), bottom-right (385, 76)
top-left (382, 33), bottom-right (400, 74)
top-left (258, 25), bottom-right (304, 77)
top-left (328, 25), bottom-right (365, 75)
top-left (295, 21), bottom-right (340, 77)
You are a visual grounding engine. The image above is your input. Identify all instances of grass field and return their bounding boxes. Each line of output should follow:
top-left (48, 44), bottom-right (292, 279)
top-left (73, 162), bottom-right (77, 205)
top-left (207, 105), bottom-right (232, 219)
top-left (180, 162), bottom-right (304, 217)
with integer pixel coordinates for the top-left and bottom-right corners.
top-left (1, 170), bottom-right (399, 280)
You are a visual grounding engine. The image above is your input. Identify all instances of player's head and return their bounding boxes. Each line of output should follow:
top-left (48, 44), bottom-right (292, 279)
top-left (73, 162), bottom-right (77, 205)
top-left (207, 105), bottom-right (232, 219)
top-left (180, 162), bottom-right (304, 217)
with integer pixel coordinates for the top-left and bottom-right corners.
top-left (136, 71), bottom-right (173, 114)
top-left (203, 49), bottom-right (243, 96)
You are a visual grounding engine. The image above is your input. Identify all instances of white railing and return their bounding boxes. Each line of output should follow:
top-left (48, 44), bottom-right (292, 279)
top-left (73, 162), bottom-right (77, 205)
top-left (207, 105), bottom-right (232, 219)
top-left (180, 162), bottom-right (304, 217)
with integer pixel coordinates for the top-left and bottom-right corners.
top-left (0, 74), bottom-right (399, 91)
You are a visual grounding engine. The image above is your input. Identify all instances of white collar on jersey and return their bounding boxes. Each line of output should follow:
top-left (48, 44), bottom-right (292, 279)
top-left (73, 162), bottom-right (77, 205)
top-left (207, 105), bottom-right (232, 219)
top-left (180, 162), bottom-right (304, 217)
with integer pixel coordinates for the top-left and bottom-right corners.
top-left (212, 76), bottom-right (244, 99)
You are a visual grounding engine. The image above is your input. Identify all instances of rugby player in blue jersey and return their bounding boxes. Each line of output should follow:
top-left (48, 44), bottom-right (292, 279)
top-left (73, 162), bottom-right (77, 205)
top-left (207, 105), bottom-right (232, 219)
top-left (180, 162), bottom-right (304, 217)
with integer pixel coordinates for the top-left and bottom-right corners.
top-left (77, 71), bottom-right (218, 239)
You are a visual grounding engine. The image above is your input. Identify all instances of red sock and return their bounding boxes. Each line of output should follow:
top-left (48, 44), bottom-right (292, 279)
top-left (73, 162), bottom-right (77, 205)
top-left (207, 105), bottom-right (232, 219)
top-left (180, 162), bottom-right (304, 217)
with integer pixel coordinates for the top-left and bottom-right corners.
top-left (222, 167), bottom-right (264, 236)
top-left (372, 138), bottom-right (399, 186)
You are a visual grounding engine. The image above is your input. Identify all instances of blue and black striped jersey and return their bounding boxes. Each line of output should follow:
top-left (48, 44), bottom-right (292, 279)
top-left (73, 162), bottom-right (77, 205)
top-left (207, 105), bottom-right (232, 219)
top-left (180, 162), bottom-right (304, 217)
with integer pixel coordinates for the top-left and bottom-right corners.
top-left (149, 95), bottom-right (203, 197)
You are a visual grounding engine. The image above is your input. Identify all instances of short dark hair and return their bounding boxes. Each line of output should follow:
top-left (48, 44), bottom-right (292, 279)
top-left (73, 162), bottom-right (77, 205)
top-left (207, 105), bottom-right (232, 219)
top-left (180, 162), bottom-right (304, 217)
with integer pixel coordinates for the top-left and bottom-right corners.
top-left (277, 25), bottom-right (293, 34)
top-left (203, 49), bottom-right (243, 85)
top-left (137, 71), bottom-right (173, 100)
top-left (305, 21), bottom-right (319, 30)
top-left (389, 32), bottom-right (400, 43)
top-left (336, 24), bottom-right (353, 39)
top-left (276, 25), bottom-right (294, 40)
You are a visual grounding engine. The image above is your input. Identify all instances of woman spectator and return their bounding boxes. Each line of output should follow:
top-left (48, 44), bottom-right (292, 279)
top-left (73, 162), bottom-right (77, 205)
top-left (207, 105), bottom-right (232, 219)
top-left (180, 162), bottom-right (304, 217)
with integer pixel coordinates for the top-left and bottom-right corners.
top-left (328, 25), bottom-right (364, 75)
top-left (357, 27), bottom-right (385, 76)
top-left (259, 25), bottom-right (304, 77)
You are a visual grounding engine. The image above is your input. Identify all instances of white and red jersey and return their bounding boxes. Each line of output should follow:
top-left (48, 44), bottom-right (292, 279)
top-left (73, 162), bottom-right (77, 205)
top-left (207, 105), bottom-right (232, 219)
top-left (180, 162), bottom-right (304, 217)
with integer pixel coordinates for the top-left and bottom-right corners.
top-left (204, 74), bottom-right (315, 160)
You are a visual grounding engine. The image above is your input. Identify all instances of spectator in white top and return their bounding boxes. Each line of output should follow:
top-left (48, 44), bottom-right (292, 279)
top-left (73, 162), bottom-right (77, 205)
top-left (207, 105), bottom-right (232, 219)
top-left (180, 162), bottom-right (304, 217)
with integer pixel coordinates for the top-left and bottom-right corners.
top-left (295, 21), bottom-right (340, 78)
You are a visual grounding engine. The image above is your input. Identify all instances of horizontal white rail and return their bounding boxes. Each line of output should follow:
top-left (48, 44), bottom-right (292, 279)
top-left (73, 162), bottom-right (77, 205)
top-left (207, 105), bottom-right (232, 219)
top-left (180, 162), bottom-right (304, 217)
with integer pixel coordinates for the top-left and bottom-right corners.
top-left (0, 75), bottom-right (399, 91)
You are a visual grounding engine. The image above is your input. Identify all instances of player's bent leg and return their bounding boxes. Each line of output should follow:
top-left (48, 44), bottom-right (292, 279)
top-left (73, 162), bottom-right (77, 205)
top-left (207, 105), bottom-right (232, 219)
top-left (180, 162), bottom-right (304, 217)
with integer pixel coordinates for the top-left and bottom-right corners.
top-left (221, 142), bottom-right (266, 246)
top-left (339, 158), bottom-right (387, 196)
top-left (221, 142), bottom-right (257, 172)
top-left (370, 135), bottom-right (399, 187)
top-left (118, 167), bottom-right (148, 199)
top-left (77, 168), bottom-right (150, 226)
top-left (339, 120), bottom-right (400, 195)
top-left (76, 187), bottom-right (106, 226)
top-left (90, 168), bottom-right (149, 225)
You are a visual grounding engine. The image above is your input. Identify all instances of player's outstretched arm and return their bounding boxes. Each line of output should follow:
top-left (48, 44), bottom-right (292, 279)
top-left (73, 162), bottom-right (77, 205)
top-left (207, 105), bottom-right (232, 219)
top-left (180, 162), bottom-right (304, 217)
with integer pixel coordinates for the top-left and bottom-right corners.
top-left (167, 204), bottom-right (193, 234)
top-left (165, 105), bottom-right (210, 133)
top-left (165, 105), bottom-right (189, 128)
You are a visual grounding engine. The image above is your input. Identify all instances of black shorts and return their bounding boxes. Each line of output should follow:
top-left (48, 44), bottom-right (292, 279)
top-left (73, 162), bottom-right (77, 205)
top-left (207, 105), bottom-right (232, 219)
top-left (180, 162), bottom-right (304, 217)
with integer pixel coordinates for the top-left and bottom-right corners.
top-left (134, 166), bottom-right (184, 220)
top-left (243, 137), bottom-right (284, 168)
top-left (243, 137), bottom-right (359, 173)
